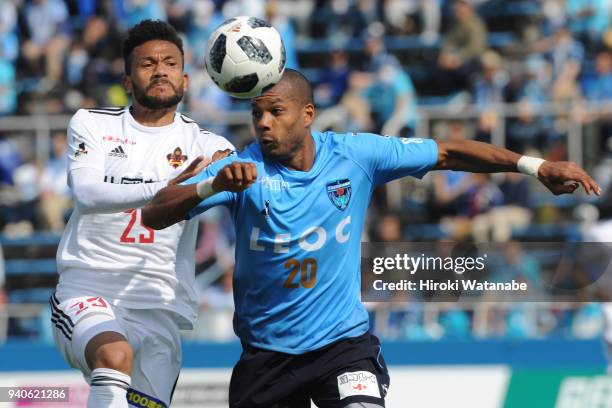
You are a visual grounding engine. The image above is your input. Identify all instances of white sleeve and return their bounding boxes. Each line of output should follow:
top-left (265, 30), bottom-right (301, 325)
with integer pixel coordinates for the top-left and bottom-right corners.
top-left (197, 131), bottom-right (235, 158)
top-left (66, 109), bottom-right (105, 173)
top-left (69, 167), bottom-right (167, 214)
top-left (211, 134), bottom-right (235, 152)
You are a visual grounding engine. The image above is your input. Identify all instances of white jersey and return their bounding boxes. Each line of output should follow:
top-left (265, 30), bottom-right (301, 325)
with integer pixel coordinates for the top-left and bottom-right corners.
top-left (56, 107), bottom-right (233, 328)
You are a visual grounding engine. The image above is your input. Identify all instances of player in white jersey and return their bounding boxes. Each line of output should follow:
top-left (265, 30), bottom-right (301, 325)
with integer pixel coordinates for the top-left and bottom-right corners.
top-left (50, 20), bottom-right (233, 408)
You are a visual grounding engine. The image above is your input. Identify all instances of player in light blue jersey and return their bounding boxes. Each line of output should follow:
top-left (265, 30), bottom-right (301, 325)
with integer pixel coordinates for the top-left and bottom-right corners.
top-left (142, 69), bottom-right (600, 408)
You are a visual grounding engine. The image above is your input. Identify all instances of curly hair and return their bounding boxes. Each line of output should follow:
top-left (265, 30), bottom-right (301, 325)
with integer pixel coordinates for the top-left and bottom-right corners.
top-left (122, 19), bottom-right (184, 74)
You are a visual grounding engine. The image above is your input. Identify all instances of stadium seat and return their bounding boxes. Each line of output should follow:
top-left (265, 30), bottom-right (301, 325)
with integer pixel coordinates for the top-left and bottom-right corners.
top-left (5, 259), bottom-right (57, 276)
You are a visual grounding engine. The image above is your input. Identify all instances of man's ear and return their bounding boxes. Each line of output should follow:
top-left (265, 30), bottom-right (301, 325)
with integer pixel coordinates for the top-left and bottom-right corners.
top-left (303, 103), bottom-right (315, 128)
top-left (182, 73), bottom-right (189, 93)
top-left (122, 75), bottom-right (132, 95)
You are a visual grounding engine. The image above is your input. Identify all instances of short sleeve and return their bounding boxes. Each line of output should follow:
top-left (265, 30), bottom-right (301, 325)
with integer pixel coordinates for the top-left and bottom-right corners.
top-left (345, 133), bottom-right (438, 186)
top-left (67, 109), bottom-right (105, 173)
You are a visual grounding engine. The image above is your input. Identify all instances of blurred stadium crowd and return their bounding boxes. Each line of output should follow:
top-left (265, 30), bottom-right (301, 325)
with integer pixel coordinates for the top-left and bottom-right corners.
top-left (1, 0), bottom-right (612, 344)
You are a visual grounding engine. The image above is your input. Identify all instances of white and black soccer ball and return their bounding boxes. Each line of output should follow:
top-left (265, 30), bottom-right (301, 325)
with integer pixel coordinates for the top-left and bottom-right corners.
top-left (205, 16), bottom-right (286, 99)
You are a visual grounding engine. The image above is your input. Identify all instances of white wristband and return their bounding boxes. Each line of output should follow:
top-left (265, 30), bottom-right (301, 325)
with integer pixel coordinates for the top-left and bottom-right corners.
top-left (196, 177), bottom-right (216, 199)
top-left (517, 155), bottom-right (545, 178)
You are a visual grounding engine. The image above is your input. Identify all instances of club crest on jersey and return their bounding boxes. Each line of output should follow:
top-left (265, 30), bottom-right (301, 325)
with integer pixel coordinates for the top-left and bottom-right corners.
top-left (326, 179), bottom-right (352, 211)
top-left (167, 147), bottom-right (187, 168)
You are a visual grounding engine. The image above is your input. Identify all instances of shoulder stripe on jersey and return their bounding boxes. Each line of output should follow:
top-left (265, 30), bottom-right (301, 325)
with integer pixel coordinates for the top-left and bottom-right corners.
top-left (182, 115), bottom-right (215, 135)
top-left (87, 107), bottom-right (125, 113)
top-left (180, 114), bottom-right (196, 124)
top-left (91, 106), bottom-right (125, 111)
top-left (181, 114), bottom-right (218, 135)
top-left (88, 109), bottom-right (126, 116)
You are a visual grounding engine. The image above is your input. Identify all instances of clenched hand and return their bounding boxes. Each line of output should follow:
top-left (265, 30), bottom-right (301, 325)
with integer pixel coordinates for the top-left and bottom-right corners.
top-left (212, 162), bottom-right (258, 193)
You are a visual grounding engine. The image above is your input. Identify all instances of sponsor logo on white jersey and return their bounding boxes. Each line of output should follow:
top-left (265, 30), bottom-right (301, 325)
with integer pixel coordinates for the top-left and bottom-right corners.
top-left (108, 145), bottom-right (127, 158)
top-left (103, 135), bottom-right (137, 145)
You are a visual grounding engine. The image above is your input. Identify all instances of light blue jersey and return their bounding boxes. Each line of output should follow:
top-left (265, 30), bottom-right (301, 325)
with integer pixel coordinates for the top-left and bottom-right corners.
top-left (184, 131), bottom-right (438, 354)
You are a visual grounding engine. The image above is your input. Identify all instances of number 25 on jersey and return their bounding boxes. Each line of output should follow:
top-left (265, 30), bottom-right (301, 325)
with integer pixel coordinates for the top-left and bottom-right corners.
top-left (120, 209), bottom-right (154, 244)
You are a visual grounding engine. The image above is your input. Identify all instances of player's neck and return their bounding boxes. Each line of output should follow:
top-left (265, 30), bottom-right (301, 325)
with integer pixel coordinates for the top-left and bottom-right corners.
top-left (129, 104), bottom-right (177, 127)
top-left (281, 133), bottom-right (315, 171)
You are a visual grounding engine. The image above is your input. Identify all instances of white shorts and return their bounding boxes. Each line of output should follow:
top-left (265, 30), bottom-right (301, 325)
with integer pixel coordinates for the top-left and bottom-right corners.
top-left (49, 293), bottom-right (182, 407)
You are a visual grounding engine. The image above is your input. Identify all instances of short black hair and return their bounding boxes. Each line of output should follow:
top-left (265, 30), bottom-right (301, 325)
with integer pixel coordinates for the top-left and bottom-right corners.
top-left (279, 69), bottom-right (314, 106)
top-left (123, 19), bottom-right (184, 74)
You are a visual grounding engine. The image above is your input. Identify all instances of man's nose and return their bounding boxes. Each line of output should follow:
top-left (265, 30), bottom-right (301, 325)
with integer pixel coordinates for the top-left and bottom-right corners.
top-left (152, 62), bottom-right (168, 77)
top-left (256, 112), bottom-right (272, 129)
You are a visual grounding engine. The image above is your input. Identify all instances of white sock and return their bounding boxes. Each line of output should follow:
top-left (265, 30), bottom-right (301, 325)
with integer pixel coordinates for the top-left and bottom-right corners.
top-left (87, 368), bottom-right (131, 408)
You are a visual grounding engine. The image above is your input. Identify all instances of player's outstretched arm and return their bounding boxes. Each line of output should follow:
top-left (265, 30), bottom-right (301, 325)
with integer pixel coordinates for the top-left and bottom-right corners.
top-left (70, 156), bottom-right (209, 214)
top-left (142, 162), bottom-right (257, 230)
top-left (434, 139), bottom-right (602, 196)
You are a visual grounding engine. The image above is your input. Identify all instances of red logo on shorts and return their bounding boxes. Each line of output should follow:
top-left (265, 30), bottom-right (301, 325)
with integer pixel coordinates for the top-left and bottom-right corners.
top-left (70, 297), bottom-right (108, 315)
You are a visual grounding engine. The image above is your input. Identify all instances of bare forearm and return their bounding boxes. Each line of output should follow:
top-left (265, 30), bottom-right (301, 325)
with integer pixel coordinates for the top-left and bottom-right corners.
top-left (434, 139), bottom-right (601, 196)
top-left (434, 140), bottom-right (521, 173)
top-left (143, 161), bottom-right (259, 229)
top-left (142, 184), bottom-right (202, 230)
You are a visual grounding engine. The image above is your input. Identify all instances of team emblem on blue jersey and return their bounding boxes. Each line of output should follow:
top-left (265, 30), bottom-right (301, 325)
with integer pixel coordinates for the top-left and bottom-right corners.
top-left (326, 179), bottom-right (352, 211)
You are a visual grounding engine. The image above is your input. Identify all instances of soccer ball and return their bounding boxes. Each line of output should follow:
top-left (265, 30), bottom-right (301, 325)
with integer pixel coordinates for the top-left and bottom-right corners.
top-left (205, 16), bottom-right (286, 99)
